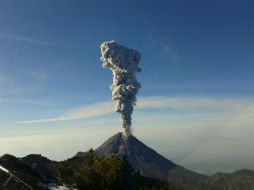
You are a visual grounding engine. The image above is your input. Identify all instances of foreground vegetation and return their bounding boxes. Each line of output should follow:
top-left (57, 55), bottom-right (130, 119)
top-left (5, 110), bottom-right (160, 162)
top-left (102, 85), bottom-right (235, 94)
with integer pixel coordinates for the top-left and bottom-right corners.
top-left (1, 152), bottom-right (254, 190)
top-left (55, 149), bottom-right (186, 190)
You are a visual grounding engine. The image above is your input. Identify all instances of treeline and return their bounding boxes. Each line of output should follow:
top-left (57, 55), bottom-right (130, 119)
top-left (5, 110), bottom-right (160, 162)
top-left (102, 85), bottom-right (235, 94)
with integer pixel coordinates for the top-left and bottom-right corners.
top-left (2, 152), bottom-right (254, 190)
top-left (55, 149), bottom-right (186, 190)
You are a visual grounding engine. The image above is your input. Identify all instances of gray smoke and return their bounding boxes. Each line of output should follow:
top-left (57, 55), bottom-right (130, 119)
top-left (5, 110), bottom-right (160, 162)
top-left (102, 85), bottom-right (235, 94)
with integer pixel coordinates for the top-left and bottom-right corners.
top-left (100, 41), bottom-right (141, 137)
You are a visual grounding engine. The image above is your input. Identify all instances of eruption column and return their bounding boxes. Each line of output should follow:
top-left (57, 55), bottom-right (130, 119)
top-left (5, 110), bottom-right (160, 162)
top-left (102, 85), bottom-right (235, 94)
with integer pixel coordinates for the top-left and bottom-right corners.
top-left (100, 41), bottom-right (141, 137)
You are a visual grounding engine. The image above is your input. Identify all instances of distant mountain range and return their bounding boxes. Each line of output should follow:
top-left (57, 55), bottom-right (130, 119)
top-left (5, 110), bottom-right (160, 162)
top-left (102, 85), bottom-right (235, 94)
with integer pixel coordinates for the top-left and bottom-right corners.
top-left (1, 133), bottom-right (254, 190)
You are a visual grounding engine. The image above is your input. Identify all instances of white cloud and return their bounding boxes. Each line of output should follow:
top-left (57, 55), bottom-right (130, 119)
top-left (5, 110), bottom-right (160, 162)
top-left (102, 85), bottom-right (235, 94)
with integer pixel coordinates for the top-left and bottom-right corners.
top-left (137, 96), bottom-right (250, 111)
top-left (20, 96), bottom-right (253, 124)
top-left (0, 99), bottom-right (51, 106)
top-left (21, 101), bottom-right (114, 124)
top-left (25, 70), bottom-right (49, 81)
top-left (0, 33), bottom-right (56, 46)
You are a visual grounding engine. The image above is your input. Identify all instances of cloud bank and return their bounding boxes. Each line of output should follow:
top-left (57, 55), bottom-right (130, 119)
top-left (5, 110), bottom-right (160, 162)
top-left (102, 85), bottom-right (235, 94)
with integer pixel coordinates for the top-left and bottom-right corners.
top-left (12, 96), bottom-right (254, 173)
top-left (20, 96), bottom-right (252, 124)
top-left (0, 33), bottom-right (56, 46)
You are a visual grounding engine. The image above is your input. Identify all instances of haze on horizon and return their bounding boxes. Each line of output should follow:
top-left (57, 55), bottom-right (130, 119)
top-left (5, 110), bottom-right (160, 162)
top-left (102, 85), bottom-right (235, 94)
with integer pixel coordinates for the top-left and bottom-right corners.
top-left (0, 0), bottom-right (254, 175)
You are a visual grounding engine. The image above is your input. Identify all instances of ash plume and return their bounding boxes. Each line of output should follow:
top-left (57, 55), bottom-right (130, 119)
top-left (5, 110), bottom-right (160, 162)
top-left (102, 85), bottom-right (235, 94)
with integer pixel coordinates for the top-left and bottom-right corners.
top-left (100, 41), bottom-right (141, 137)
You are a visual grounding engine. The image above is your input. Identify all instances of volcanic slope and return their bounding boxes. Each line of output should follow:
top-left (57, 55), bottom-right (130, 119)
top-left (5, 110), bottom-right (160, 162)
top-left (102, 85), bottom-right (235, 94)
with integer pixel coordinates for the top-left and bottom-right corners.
top-left (93, 133), bottom-right (208, 185)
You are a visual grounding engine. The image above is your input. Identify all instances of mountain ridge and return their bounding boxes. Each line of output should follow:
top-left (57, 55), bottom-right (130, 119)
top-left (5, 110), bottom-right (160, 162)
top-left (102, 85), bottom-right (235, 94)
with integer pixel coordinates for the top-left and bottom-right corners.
top-left (1, 133), bottom-right (254, 190)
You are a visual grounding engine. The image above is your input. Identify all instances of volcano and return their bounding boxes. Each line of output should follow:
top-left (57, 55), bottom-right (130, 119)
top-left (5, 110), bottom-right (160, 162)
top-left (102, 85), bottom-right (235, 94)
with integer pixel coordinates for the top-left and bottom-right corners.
top-left (2, 133), bottom-right (254, 189)
top-left (78, 133), bottom-right (208, 185)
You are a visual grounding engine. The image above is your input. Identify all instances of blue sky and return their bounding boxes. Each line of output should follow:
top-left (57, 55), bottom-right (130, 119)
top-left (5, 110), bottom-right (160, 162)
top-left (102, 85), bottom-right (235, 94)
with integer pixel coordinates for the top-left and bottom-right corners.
top-left (0, 0), bottom-right (254, 174)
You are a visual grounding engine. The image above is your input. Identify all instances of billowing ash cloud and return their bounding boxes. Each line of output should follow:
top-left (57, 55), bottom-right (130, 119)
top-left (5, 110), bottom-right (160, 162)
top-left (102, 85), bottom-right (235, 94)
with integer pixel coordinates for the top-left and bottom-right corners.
top-left (100, 41), bottom-right (141, 137)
